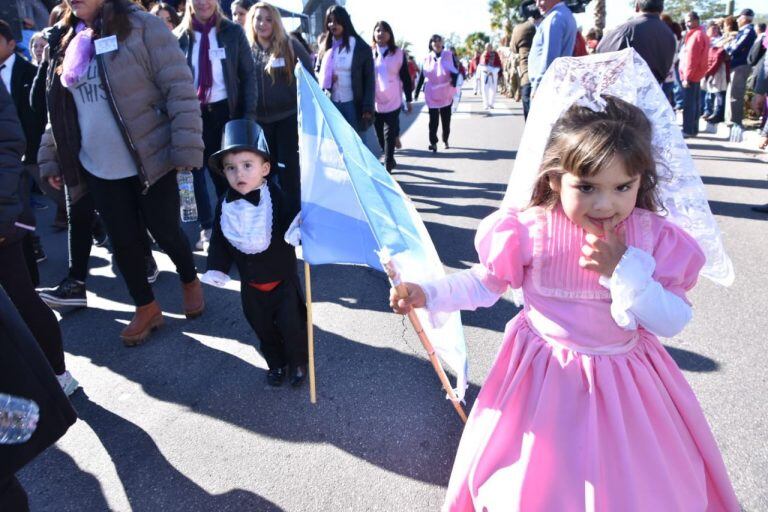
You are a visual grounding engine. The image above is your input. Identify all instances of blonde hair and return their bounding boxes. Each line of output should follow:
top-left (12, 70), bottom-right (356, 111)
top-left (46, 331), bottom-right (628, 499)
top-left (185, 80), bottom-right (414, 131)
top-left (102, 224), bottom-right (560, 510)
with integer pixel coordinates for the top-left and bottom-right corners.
top-left (245, 2), bottom-right (295, 84)
top-left (177, 0), bottom-right (225, 34)
top-left (529, 95), bottom-right (662, 212)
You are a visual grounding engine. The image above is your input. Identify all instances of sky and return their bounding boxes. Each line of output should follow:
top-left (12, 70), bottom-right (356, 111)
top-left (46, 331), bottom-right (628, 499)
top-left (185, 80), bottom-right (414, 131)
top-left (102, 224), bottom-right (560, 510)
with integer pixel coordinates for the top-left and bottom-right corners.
top-left (268, 0), bottom-right (755, 60)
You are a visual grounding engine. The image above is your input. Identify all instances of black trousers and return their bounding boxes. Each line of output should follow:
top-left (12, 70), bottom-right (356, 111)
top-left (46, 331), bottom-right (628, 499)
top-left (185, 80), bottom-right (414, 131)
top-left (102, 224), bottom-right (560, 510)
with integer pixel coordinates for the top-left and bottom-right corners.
top-left (0, 475), bottom-right (29, 512)
top-left (84, 170), bottom-right (197, 306)
top-left (201, 100), bottom-right (230, 198)
top-left (261, 113), bottom-right (301, 215)
top-left (66, 191), bottom-right (152, 283)
top-left (428, 104), bottom-right (452, 145)
top-left (374, 108), bottom-right (400, 169)
top-left (521, 84), bottom-right (532, 120)
top-left (0, 239), bottom-right (65, 374)
top-left (241, 276), bottom-right (308, 371)
top-left (66, 191), bottom-right (96, 282)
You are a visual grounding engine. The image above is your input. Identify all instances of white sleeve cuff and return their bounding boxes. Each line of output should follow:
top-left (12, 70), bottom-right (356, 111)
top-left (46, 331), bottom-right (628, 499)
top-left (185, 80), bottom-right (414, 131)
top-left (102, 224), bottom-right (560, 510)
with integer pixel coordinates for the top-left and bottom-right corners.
top-left (284, 213), bottom-right (301, 246)
top-left (200, 270), bottom-right (231, 288)
top-left (600, 246), bottom-right (692, 337)
top-left (422, 268), bottom-right (502, 314)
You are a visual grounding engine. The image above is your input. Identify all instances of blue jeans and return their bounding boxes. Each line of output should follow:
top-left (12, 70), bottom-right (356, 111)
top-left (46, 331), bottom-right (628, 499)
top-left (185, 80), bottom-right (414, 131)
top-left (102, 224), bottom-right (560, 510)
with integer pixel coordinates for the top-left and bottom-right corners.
top-left (682, 82), bottom-right (701, 136)
top-left (703, 91), bottom-right (726, 121)
top-left (333, 101), bottom-right (358, 131)
top-left (673, 66), bottom-right (685, 110)
top-left (661, 82), bottom-right (675, 107)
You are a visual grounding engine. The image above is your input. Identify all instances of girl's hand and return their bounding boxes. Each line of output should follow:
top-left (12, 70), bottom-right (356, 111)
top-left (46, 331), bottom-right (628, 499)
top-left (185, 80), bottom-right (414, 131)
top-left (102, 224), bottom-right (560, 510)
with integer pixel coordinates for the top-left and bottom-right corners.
top-left (579, 222), bottom-right (627, 277)
top-left (389, 282), bottom-right (426, 314)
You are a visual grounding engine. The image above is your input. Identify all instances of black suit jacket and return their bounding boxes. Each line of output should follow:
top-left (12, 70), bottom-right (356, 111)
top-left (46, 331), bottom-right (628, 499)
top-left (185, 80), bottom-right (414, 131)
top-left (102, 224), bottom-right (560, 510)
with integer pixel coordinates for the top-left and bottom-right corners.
top-left (10, 54), bottom-right (46, 164)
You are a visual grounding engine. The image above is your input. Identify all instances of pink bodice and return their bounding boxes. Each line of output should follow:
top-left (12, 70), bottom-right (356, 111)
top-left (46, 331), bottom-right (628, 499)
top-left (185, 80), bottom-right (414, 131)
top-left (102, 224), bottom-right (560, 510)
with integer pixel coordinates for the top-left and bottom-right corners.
top-left (374, 47), bottom-right (404, 113)
top-left (474, 206), bottom-right (705, 354)
top-left (422, 50), bottom-right (456, 109)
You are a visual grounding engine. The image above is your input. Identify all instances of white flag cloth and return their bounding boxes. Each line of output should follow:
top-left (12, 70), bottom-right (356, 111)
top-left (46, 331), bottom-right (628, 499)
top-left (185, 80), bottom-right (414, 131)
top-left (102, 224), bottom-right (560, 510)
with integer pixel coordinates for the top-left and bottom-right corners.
top-left (296, 65), bottom-right (468, 400)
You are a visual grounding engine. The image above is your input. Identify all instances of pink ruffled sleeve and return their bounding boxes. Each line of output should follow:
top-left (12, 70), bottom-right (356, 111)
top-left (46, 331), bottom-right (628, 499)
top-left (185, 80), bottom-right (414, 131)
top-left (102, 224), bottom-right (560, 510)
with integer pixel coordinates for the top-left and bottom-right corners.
top-left (472, 207), bottom-right (532, 293)
top-left (652, 220), bottom-right (706, 302)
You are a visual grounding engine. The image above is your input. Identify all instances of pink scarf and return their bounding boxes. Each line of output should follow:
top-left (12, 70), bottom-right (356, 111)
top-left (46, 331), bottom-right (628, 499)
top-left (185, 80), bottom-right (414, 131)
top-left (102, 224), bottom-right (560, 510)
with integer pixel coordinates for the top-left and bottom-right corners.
top-left (192, 15), bottom-right (217, 104)
top-left (319, 38), bottom-right (344, 90)
top-left (60, 22), bottom-right (95, 88)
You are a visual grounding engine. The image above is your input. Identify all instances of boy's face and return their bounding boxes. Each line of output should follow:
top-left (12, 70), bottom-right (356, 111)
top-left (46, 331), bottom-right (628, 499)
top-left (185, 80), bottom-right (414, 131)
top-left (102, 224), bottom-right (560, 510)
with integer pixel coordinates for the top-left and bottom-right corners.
top-left (223, 151), bottom-right (270, 195)
top-left (0, 35), bottom-right (16, 63)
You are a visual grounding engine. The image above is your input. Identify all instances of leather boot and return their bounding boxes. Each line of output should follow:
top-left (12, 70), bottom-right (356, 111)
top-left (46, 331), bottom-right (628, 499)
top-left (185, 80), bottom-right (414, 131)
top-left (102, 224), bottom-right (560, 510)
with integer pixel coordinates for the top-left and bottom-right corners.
top-left (121, 301), bottom-right (163, 347)
top-left (182, 278), bottom-right (204, 319)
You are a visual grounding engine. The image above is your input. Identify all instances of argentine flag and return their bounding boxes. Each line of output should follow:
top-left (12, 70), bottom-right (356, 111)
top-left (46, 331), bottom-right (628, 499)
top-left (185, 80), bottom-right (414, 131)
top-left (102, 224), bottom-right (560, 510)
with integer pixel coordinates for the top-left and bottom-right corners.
top-left (296, 65), bottom-right (468, 401)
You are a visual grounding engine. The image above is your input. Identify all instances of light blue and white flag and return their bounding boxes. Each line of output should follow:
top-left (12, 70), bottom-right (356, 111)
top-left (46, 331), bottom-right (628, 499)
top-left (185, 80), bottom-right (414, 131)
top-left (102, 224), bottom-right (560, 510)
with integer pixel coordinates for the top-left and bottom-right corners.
top-left (296, 65), bottom-right (468, 400)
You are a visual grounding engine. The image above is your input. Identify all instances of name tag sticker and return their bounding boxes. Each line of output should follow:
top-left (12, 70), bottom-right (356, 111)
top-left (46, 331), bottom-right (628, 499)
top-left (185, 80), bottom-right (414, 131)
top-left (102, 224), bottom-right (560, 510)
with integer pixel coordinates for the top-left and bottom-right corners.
top-left (94, 36), bottom-right (118, 55)
top-left (270, 57), bottom-right (286, 68)
top-left (209, 47), bottom-right (226, 60)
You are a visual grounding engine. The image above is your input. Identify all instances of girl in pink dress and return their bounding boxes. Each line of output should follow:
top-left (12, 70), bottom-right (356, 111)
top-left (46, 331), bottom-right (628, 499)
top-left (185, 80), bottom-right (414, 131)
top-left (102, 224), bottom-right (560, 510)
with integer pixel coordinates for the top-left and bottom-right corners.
top-left (391, 90), bottom-right (739, 509)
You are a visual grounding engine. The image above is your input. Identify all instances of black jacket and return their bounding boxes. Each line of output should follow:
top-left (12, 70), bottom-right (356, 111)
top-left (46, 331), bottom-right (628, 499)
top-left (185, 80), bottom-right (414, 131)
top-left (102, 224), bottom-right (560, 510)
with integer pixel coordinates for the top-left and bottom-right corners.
top-left (206, 178), bottom-right (298, 284)
top-left (0, 286), bottom-right (77, 478)
top-left (177, 18), bottom-right (257, 120)
top-left (10, 54), bottom-right (46, 165)
top-left (0, 86), bottom-right (24, 243)
top-left (596, 13), bottom-right (676, 83)
top-left (253, 37), bottom-right (315, 124)
top-left (316, 35), bottom-right (375, 131)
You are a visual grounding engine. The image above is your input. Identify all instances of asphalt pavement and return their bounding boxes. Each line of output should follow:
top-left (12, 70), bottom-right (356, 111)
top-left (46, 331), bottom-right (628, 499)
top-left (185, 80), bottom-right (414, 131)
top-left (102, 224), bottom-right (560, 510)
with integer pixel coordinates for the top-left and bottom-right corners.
top-left (18, 86), bottom-right (768, 511)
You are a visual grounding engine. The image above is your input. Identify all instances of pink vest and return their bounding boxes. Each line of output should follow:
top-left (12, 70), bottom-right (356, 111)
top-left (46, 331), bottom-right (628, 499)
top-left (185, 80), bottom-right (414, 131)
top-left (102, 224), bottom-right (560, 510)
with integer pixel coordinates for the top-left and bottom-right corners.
top-left (373, 47), bottom-right (405, 113)
top-left (422, 50), bottom-right (456, 109)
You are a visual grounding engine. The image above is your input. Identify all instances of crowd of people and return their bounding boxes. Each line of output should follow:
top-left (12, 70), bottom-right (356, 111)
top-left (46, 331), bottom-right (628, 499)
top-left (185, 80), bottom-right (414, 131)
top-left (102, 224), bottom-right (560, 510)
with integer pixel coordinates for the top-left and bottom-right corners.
top-left (466, 0), bottom-right (767, 145)
top-left (0, 0), bottom-right (762, 510)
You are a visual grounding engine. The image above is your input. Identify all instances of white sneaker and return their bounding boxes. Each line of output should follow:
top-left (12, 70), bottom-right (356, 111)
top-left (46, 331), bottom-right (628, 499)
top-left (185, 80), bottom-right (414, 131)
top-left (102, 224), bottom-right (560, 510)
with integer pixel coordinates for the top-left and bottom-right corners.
top-left (56, 371), bottom-right (80, 397)
top-left (195, 229), bottom-right (212, 251)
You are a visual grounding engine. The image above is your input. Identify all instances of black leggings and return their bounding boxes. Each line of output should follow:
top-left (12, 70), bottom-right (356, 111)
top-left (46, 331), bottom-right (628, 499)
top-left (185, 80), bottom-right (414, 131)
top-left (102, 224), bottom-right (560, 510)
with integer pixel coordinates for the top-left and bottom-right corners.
top-left (0, 240), bottom-right (65, 374)
top-left (374, 108), bottom-right (401, 168)
top-left (428, 104), bottom-right (452, 145)
top-left (84, 171), bottom-right (197, 306)
top-left (66, 190), bottom-right (153, 283)
top-left (241, 277), bottom-right (307, 371)
top-left (261, 113), bottom-right (301, 215)
top-left (0, 475), bottom-right (29, 512)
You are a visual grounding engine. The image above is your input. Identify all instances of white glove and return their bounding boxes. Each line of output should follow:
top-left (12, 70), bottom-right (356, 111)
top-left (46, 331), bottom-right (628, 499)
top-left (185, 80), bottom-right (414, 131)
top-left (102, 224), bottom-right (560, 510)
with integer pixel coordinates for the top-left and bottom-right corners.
top-left (200, 270), bottom-right (231, 288)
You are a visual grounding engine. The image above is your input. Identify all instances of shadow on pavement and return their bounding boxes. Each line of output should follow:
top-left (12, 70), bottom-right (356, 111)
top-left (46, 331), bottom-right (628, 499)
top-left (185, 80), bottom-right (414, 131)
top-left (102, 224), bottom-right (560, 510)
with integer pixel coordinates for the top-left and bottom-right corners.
top-left (701, 176), bottom-right (768, 190)
top-left (709, 200), bottom-right (768, 220)
top-left (22, 394), bottom-right (284, 512)
top-left (663, 346), bottom-right (719, 372)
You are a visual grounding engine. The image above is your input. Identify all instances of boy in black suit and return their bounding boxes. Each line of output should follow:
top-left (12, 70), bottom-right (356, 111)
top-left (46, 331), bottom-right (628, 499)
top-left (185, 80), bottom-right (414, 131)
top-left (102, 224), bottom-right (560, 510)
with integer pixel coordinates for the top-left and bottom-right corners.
top-left (201, 119), bottom-right (307, 387)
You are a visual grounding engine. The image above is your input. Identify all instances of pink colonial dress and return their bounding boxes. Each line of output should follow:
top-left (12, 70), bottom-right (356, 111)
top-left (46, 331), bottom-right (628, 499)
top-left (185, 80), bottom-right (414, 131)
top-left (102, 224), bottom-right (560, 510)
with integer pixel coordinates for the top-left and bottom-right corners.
top-left (429, 205), bottom-right (740, 512)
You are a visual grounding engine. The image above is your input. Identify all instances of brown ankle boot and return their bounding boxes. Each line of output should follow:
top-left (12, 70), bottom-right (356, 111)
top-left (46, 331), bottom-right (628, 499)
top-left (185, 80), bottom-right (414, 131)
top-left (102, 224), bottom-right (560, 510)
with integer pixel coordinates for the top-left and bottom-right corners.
top-left (182, 278), bottom-right (204, 319)
top-left (121, 301), bottom-right (163, 347)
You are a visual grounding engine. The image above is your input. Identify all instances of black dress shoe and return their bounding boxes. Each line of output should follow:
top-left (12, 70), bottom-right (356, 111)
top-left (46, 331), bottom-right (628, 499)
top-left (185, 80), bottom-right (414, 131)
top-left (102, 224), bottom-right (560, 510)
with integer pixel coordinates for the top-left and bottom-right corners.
top-left (428, 144), bottom-right (437, 153)
top-left (266, 367), bottom-right (285, 387)
top-left (289, 365), bottom-right (306, 387)
top-left (752, 204), bottom-right (768, 214)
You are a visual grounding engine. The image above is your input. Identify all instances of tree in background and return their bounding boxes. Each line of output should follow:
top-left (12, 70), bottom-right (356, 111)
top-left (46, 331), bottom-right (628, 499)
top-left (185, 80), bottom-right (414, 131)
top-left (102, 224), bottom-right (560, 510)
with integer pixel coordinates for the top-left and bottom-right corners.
top-left (465, 31), bottom-right (491, 56)
top-left (659, 0), bottom-right (727, 20)
top-left (396, 39), bottom-right (413, 55)
top-left (489, 0), bottom-right (524, 42)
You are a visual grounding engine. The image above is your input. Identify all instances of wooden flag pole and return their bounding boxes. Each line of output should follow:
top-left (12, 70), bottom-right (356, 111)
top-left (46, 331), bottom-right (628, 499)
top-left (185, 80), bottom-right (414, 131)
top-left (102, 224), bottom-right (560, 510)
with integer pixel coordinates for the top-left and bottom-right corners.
top-left (304, 261), bottom-right (317, 404)
top-left (385, 262), bottom-right (467, 423)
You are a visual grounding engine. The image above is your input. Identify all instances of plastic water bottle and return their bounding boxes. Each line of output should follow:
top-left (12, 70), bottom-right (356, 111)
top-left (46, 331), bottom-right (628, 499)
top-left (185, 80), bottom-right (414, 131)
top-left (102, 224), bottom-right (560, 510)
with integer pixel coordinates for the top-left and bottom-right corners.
top-left (0, 394), bottom-right (39, 445)
top-left (177, 170), bottom-right (198, 223)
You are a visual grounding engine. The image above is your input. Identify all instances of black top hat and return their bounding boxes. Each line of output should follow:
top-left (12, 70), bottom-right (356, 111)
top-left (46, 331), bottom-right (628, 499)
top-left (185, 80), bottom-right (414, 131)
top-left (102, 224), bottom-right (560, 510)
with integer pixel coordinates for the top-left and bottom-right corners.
top-left (208, 119), bottom-right (271, 174)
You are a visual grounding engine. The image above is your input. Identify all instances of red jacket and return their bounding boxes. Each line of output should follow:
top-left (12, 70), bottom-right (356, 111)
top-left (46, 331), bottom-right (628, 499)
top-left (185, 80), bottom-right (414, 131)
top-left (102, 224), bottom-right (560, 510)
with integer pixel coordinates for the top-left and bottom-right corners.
top-left (679, 26), bottom-right (710, 82)
top-left (704, 46), bottom-right (730, 82)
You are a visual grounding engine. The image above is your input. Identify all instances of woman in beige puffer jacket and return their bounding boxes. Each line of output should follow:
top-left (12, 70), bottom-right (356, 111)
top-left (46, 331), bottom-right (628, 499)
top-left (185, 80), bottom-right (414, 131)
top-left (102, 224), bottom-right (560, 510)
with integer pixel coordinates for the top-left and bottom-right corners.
top-left (39, 0), bottom-right (205, 346)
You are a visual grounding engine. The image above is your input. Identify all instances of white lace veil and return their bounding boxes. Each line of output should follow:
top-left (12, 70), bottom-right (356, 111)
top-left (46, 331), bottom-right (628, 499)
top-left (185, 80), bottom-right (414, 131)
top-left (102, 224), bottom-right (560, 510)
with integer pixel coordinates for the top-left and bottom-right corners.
top-left (503, 49), bottom-right (734, 286)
